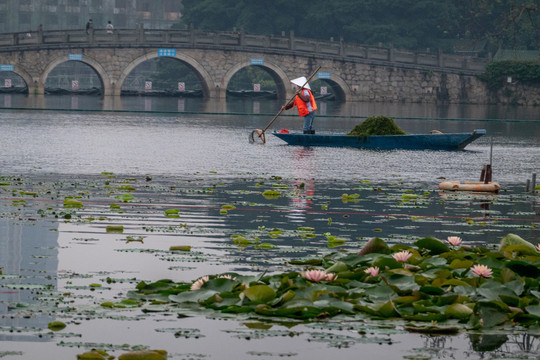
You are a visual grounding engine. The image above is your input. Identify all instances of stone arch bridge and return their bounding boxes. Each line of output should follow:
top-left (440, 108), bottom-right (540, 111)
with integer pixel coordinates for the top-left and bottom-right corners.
top-left (0, 28), bottom-right (489, 102)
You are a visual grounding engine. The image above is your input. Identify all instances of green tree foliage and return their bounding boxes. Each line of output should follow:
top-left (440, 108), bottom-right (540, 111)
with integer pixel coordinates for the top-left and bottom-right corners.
top-left (478, 60), bottom-right (540, 90)
top-left (456, 0), bottom-right (539, 51)
top-left (145, 58), bottom-right (201, 91)
top-left (177, 0), bottom-right (539, 53)
top-left (228, 67), bottom-right (275, 91)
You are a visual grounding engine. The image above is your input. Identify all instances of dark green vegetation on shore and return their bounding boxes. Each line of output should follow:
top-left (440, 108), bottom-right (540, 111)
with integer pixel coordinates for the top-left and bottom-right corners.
top-left (178, 0), bottom-right (540, 54)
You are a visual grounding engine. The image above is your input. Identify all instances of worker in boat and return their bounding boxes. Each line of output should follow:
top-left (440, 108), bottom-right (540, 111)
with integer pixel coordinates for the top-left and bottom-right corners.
top-left (282, 76), bottom-right (317, 134)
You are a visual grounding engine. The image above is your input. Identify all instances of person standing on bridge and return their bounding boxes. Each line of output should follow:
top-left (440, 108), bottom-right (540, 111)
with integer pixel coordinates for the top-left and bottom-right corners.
top-left (106, 21), bottom-right (114, 34)
top-left (86, 19), bottom-right (93, 34)
top-left (282, 76), bottom-right (317, 134)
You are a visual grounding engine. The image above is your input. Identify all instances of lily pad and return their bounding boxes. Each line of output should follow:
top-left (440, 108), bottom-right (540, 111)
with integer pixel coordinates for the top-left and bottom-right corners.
top-left (445, 303), bottom-right (473, 320)
top-left (525, 304), bottom-right (540, 317)
top-left (404, 324), bottom-right (460, 334)
top-left (500, 233), bottom-right (537, 253)
top-left (358, 237), bottom-right (390, 255)
top-left (415, 237), bottom-right (450, 255)
top-left (243, 285), bottom-right (277, 303)
top-left (505, 260), bottom-right (540, 278)
top-left (77, 350), bottom-right (110, 360)
top-left (169, 246), bottom-right (191, 251)
top-left (472, 302), bottom-right (509, 328)
top-left (48, 321), bottom-right (67, 331)
top-left (118, 350), bottom-right (167, 360)
top-left (106, 225), bottom-right (124, 233)
top-left (64, 198), bottom-right (83, 208)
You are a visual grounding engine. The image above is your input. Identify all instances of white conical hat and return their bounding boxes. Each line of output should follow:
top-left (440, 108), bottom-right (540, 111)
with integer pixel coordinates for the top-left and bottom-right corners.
top-left (290, 76), bottom-right (311, 90)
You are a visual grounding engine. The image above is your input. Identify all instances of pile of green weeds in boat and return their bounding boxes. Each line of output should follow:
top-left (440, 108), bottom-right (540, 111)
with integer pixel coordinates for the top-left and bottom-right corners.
top-left (347, 116), bottom-right (407, 136)
top-left (122, 233), bottom-right (539, 330)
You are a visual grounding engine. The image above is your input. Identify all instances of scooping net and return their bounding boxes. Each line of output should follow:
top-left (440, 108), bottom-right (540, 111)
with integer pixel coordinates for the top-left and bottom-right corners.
top-left (249, 129), bottom-right (266, 144)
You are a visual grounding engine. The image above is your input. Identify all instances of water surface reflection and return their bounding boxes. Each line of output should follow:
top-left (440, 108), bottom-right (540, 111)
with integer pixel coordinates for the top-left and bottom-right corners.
top-left (0, 94), bottom-right (538, 359)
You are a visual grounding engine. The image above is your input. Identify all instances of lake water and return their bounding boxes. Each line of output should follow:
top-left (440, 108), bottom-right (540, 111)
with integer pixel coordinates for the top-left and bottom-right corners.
top-left (0, 94), bottom-right (538, 359)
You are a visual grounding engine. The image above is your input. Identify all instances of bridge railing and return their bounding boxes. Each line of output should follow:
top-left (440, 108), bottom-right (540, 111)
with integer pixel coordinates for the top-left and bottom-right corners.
top-left (0, 28), bottom-right (488, 73)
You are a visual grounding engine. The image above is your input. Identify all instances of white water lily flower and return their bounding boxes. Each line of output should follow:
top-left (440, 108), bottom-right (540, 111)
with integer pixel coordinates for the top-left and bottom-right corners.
top-left (190, 275), bottom-right (209, 290)
top-left (217, 274), bottom-right (237, 280)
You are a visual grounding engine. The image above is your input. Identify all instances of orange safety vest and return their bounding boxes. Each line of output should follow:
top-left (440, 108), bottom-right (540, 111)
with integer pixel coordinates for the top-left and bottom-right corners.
top-left (293, 89), bottom-right (317, 117)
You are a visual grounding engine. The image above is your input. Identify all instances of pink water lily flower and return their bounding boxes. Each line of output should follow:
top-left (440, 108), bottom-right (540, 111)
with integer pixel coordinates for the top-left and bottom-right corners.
top-left (364, 266), bottom-right (379, 277)
top-left (302, 269), bottom-right (330, 282)
top-left (447, 236), bottom-right (462, 247)
top-left (470, 264), bottom-right (493, 278)
top-left (325, 273), bottom-right (338, 281)
top-left (536, 244), bottom-right (540, 253)
top-left (392, 250), bottom-right (412, 263)
top-left (190, 275), bottom-right (209, 290)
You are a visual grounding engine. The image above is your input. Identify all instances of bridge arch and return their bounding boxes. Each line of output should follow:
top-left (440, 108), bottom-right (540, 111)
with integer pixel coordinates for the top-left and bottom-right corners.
top-left (115, 52), bottom-right (214, 97)
top-left (316, 74), bottom-right (350, 102)
top-left (39, 55), bottom-right (111, 95)
top-left (10, 66), bottom-right (35, 93)
top-left (221, 62), bottom-right (292, 99)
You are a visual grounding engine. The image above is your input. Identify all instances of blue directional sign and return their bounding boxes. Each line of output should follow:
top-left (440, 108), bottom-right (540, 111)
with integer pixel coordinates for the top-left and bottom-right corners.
top-left (68, 54), bottom-right (83, 61)
top-left (0, 64), bottom-right (14, 71)
top-left (318, 72), bottom-right (331, 79)
top-left (158, 49), bottom-right (176, 57)
top-left (250, 58), bottom-right (264, 65)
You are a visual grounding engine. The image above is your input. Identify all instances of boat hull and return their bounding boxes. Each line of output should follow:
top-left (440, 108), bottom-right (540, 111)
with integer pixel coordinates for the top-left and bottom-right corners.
top-left (272, 129), bottom-right (486, 150)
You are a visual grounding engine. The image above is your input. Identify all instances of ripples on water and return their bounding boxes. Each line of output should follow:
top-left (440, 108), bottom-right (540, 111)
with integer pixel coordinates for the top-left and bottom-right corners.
top-left (0, 95), bottom-right (539, 359)
top-left (0, 104), bottom-right (538, 185)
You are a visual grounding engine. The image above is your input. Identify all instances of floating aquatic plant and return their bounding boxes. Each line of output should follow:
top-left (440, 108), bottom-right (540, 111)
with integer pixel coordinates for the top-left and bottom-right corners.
top-left (115, 194), bottom-right (134, 202)
top-left (106, 225), bottom-right (124, 233)
top-left (262, 190), bottom-right (280, 198)
top-left (169, 245), bottom-right (191, 252)
top-left (342, 193), bottom-right (360, 200)
top-left (346, 116), bottom-right (407, 136)
top-left (126, 236), bottom-right (144, 243)
top-left (48, 321), bottom-right (66, 331)
top-left (64, 197), bottom-right (83, 208)
top-left (115, 184), bottom-right (136, 192)
top-left (164, 208), bottom-right (180, 216)
top-left (77, 349), bottom-right (110, 360)
top-left (124, 233), bottom-right (540, 330)
top-left (118, 350), bottom-right (167, 360)
top-left (231, 234), bottom-right (253, 247)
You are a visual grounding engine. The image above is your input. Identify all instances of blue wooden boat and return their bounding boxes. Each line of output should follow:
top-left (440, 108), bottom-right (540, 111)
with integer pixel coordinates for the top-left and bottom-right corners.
top-left (272, 129), bottom-right (486, 150)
